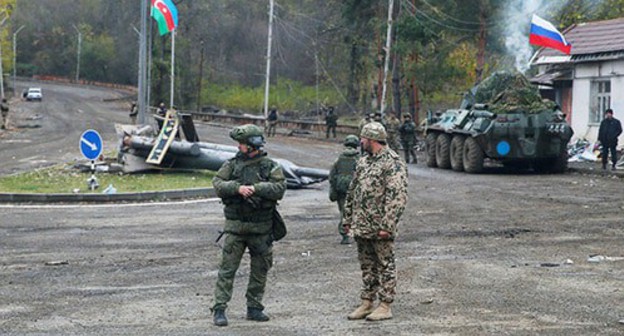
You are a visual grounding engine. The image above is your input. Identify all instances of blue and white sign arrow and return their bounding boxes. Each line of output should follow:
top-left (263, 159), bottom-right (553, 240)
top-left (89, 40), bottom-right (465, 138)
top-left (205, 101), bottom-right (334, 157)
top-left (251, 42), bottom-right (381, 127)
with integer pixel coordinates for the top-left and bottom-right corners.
top-left (79, 129), bottom-right (103, 161)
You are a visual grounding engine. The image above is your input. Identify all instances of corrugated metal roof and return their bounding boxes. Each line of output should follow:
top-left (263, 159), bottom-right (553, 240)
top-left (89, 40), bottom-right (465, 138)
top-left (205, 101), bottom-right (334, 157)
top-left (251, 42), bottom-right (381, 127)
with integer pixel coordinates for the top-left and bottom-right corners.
top-left (536, 17), bottom-right (624, 61)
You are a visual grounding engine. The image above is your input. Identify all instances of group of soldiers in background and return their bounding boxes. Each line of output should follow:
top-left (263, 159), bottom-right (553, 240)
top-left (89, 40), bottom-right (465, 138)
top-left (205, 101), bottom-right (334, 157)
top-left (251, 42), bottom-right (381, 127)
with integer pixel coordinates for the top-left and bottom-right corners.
top-left (357, 111), bottom-right (418, 164)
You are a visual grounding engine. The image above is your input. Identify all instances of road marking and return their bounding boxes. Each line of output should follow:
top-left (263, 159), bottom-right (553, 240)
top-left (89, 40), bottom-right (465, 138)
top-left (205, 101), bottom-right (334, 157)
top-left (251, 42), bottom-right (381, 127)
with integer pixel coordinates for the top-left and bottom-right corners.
top-left (80, 137), bottom-right (98, 151)
top-left (2, 139), bottom-right (33, 143)
top-left (0, 198), bottom-right (220, 209)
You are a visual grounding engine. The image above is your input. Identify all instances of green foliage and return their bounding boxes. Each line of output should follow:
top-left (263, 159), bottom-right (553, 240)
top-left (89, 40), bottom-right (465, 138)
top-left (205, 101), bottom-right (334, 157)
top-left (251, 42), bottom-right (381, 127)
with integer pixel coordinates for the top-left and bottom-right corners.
top-left (0, 165), bottom-right (214, 194)
top-left (202, 78), bottom-right (341, 114)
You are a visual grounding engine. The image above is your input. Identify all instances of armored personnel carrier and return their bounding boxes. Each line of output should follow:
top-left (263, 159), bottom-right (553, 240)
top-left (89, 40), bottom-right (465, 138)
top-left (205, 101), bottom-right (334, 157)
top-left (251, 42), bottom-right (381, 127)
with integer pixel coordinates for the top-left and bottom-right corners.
top-left (425, 71), bottom-right (573, 173)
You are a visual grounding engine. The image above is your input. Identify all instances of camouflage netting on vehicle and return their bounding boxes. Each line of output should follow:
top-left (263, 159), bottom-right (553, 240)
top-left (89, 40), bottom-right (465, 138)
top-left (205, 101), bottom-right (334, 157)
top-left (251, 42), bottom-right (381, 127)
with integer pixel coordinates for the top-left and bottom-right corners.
top-left (474, 71), bottom-right (557, 114)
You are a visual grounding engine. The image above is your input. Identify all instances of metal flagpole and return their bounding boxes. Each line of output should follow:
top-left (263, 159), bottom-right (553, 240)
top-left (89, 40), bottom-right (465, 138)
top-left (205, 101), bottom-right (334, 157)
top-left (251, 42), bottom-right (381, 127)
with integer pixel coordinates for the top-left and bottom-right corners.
top-left (170, 29), bottom-right (175, 108)
top-left (138, 0), bottom-right (148, 125)
top-left (263, 0), bottom-right (274, 119)
top-left (380, 0), bottom-right (394, 117)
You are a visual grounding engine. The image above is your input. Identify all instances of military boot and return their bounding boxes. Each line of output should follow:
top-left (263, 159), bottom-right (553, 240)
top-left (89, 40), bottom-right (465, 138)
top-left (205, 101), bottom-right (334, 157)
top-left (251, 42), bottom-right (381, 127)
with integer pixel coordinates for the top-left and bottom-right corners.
top-left (213, 309), bottom-right (228, 327)
top-left (247, 307), bottom-right (270, 322)
top-left (340, 236), bottom-right (351, 245)
top-left (365, 301), bottom-right (392, 321)
top-left (347, 299), bottom-right (374, 320)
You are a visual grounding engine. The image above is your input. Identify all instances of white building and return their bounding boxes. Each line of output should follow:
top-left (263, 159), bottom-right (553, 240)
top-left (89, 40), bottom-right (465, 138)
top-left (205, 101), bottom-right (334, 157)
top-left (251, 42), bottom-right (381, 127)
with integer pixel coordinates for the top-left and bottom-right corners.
top-left (531, 17), bottom-right (624, 145)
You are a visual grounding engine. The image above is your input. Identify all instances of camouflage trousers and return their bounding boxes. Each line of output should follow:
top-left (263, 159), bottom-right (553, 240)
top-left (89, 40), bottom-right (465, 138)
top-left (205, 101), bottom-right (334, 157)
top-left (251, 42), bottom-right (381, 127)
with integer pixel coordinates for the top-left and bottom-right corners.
top-left (213, 233), bottom-right (273, 311)
top-left (337, 196), bottom-right (347, 238)
top-left (355, 237), bottom-right (396, 303)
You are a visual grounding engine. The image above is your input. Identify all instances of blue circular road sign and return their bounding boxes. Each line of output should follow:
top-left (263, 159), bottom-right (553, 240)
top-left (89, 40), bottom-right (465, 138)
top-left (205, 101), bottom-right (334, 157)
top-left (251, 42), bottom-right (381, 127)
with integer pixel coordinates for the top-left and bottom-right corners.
top-left (80, 129), bottom-right (103, 160)
top-left (496, 140), bottom-right (511, 156)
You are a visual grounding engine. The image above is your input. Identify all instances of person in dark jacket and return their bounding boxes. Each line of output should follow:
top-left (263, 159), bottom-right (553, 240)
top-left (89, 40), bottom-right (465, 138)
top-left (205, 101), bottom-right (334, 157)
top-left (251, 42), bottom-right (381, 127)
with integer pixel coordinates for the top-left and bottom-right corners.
top-left (598, 109), bottom-right (622, 170)
top-left (325, 106), bottom-right (338, 138)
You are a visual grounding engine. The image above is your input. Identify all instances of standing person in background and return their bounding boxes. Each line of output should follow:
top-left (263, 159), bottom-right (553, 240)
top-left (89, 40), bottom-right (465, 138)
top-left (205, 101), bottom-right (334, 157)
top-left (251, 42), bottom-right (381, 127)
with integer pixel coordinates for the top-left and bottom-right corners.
top-left (399, 113), bottom-right (417, 164)
top-left (129, 102), bottom-right (138, 125)
top-left (211, 124), bottom-right (286, 327)
top-left (343, 122), bottom-right (408, 322)
top-left (0, 98), bottom-right (9, 130)
top-left (358, 113), bottom-right (372, 136)
top-left (598, 108), bottom-right (622, 170)
top-left (325, 106), bottom-right (338, 138)
top-left (384, 112), bottom-right (401, 153)
top-left (329, 134), bottom-right (360, 245)
top-left (266, 106), bottom-right (278, 137)
top-left (157, 102), bottom-right (167, 116)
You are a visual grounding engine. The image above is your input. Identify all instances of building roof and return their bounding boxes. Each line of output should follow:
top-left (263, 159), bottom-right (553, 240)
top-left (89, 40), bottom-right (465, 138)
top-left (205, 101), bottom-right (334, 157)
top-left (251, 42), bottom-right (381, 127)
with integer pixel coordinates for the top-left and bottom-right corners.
top-left (535, 17), bottom-right (624, 63)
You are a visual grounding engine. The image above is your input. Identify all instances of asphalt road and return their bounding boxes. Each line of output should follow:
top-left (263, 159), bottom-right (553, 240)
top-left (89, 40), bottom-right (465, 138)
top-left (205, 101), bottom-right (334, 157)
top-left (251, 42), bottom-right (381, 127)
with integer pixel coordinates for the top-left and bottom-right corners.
top-left (1, 82), bottom-right (624, 335)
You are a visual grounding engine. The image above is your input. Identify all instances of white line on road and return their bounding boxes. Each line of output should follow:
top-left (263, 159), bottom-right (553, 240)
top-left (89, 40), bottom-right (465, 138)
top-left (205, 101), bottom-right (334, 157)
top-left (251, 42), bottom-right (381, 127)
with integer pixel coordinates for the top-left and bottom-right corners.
top-left (0, 198), bottom-right (220, 209)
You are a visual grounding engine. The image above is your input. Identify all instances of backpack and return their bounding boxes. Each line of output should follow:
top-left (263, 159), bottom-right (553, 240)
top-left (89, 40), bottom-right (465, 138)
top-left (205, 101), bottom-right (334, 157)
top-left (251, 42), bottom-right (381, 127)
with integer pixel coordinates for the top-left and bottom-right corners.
top-left (333, 154), bottom-right (357, 194)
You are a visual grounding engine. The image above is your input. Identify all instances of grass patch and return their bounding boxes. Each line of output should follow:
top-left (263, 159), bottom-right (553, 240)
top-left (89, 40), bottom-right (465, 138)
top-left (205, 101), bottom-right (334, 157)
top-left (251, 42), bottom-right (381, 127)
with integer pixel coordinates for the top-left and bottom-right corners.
top-left (0, 164), bottom-right (215, 194)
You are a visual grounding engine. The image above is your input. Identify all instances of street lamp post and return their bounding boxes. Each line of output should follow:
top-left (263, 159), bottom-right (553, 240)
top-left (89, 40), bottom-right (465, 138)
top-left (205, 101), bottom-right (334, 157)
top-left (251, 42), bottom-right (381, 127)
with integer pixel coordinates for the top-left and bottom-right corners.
top-left (0, 15), bottom-right (8, 99)
top-left (12, 25), bottom-right (24, 96)
top-left (72, 24), bottom-right (82, 82)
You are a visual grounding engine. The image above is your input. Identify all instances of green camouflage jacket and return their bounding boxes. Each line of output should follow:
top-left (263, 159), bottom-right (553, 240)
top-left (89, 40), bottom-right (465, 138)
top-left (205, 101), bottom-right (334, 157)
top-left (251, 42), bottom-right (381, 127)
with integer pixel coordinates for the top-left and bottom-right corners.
top-left (343, 146), bottom-right (408, 239)
top-left (213, 152), bottom-right (286, 235)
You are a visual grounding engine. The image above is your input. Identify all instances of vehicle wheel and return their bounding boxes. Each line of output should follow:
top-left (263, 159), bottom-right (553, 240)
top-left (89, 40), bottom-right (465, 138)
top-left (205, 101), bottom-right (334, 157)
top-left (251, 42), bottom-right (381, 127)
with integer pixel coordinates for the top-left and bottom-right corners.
top-left (435, 134), bottom-right (452, 169)
top-left (450, 135), bottom-right (465, 171)
top-left (550, 150), bottom-right (568, 174)
top-left (425, 133), bottom-right (438, 167)
top-left (462, 137), bottom-right (484, 173)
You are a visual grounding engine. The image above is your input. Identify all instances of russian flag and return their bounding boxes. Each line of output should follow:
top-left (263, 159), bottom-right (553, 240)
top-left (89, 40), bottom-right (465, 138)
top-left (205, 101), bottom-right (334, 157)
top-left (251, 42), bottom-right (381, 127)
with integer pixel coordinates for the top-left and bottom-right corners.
top-left (529, 14), bottom-right (571, 55)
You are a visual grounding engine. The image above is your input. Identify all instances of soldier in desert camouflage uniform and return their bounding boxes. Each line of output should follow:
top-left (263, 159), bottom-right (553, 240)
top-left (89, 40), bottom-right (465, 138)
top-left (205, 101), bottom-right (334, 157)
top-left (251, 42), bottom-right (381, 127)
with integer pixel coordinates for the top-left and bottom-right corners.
top-left (343, 121), bottom-right (408, 322)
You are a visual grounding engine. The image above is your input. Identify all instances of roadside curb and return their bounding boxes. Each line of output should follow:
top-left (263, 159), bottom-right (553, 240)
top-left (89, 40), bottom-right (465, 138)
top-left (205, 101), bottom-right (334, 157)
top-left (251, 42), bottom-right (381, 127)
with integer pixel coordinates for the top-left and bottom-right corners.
top-left (0, 187), bottom-right (216, 204)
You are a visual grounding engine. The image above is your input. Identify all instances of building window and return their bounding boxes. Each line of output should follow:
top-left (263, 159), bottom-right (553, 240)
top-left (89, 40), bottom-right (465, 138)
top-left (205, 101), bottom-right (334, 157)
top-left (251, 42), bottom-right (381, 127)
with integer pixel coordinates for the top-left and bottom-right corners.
top-left (590, 80), bottom-right (611, 124)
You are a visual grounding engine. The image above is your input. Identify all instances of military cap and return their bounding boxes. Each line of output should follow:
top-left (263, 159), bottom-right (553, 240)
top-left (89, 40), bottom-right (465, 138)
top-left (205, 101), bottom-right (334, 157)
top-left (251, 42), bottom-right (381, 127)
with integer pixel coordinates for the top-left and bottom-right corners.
top-left (229, 124), bottom-right (266, 148)
top-left (402, 113), bottom-right (412, 119)
top-left (343, 134), bottom-right (360, 148)
top-left (360, 121), bottom-right (387, 141)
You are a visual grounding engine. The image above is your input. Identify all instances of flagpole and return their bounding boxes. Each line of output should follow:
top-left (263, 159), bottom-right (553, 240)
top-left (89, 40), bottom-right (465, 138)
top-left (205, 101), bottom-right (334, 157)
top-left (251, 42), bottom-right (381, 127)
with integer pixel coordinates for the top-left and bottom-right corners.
top-left (138, 0), bottom-right (148, 124)
top-left (263, 0), bottom-right (274, 120)
top-left (170, 29), bottom-right (175, 108)
top-left (380, 0), bottom-right (394, 117)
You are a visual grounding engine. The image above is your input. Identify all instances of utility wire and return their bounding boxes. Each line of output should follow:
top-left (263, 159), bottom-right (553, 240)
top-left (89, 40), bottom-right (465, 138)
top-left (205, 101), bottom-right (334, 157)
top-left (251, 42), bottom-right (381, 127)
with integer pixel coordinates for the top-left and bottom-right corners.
top-left (418, 0), bottom-right (498, 26)
top-left (402, 0), bottom-right (483, 32)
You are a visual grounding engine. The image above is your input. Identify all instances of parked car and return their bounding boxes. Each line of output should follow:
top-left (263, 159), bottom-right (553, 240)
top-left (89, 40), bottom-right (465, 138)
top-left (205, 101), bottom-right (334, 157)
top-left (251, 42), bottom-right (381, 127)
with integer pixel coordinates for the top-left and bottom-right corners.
top-left (26, 87), bottom-right (43, 101)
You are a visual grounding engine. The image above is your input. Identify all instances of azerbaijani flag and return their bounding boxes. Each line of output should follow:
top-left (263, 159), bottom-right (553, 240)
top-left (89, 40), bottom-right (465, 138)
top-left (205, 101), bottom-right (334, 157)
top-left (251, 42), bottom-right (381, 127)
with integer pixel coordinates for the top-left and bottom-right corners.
top-left (151, 0), bottom-right (179, 36)
top-left (529, 14), bottom-right (571, 55)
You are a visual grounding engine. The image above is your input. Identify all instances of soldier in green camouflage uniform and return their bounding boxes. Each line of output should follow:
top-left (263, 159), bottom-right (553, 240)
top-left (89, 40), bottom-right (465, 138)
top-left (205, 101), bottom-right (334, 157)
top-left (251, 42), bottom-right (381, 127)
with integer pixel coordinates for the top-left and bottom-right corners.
top-left (343, 121), bottom-right (408, 322)
top-left (211, 124), bottom-right (286, 327)
top-left (383, 112), bottom-right (401, 153)
top-left (329, 134), bottom-right (360, 245)
top-left (399, 113), bottom-right (417, 164)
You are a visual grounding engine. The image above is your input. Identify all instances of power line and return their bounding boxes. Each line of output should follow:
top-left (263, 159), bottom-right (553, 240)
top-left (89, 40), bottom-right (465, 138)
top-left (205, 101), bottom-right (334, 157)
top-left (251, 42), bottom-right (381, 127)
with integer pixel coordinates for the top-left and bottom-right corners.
top-left (419, 0), bottom-right (498, 26)
top-left (402, 0), bottom-right (483, 32)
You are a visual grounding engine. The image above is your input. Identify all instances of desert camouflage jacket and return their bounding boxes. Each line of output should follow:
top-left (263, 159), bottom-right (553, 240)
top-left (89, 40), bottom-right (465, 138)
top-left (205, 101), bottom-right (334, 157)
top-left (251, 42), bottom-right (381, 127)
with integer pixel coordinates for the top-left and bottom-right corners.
top-left (343, 146), bottom-right (408, 239)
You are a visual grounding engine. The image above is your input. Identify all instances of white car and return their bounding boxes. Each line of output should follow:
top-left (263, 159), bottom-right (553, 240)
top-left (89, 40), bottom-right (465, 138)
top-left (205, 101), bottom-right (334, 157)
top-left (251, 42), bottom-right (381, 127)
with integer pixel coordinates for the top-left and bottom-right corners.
top-left (26, 87), bottom-right (43, 101)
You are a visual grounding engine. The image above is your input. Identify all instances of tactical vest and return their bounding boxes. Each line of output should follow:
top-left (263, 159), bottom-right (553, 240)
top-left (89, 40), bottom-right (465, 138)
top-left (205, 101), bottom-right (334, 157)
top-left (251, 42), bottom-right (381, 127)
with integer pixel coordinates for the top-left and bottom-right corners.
top-left (222, 156), bottom-right (277, 223)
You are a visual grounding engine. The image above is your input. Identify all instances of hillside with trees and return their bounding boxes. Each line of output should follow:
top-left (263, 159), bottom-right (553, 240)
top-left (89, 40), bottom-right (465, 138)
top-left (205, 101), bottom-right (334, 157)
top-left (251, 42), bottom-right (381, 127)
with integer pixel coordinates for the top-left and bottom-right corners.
top-left (4, 0), bottom-right (624, 120)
